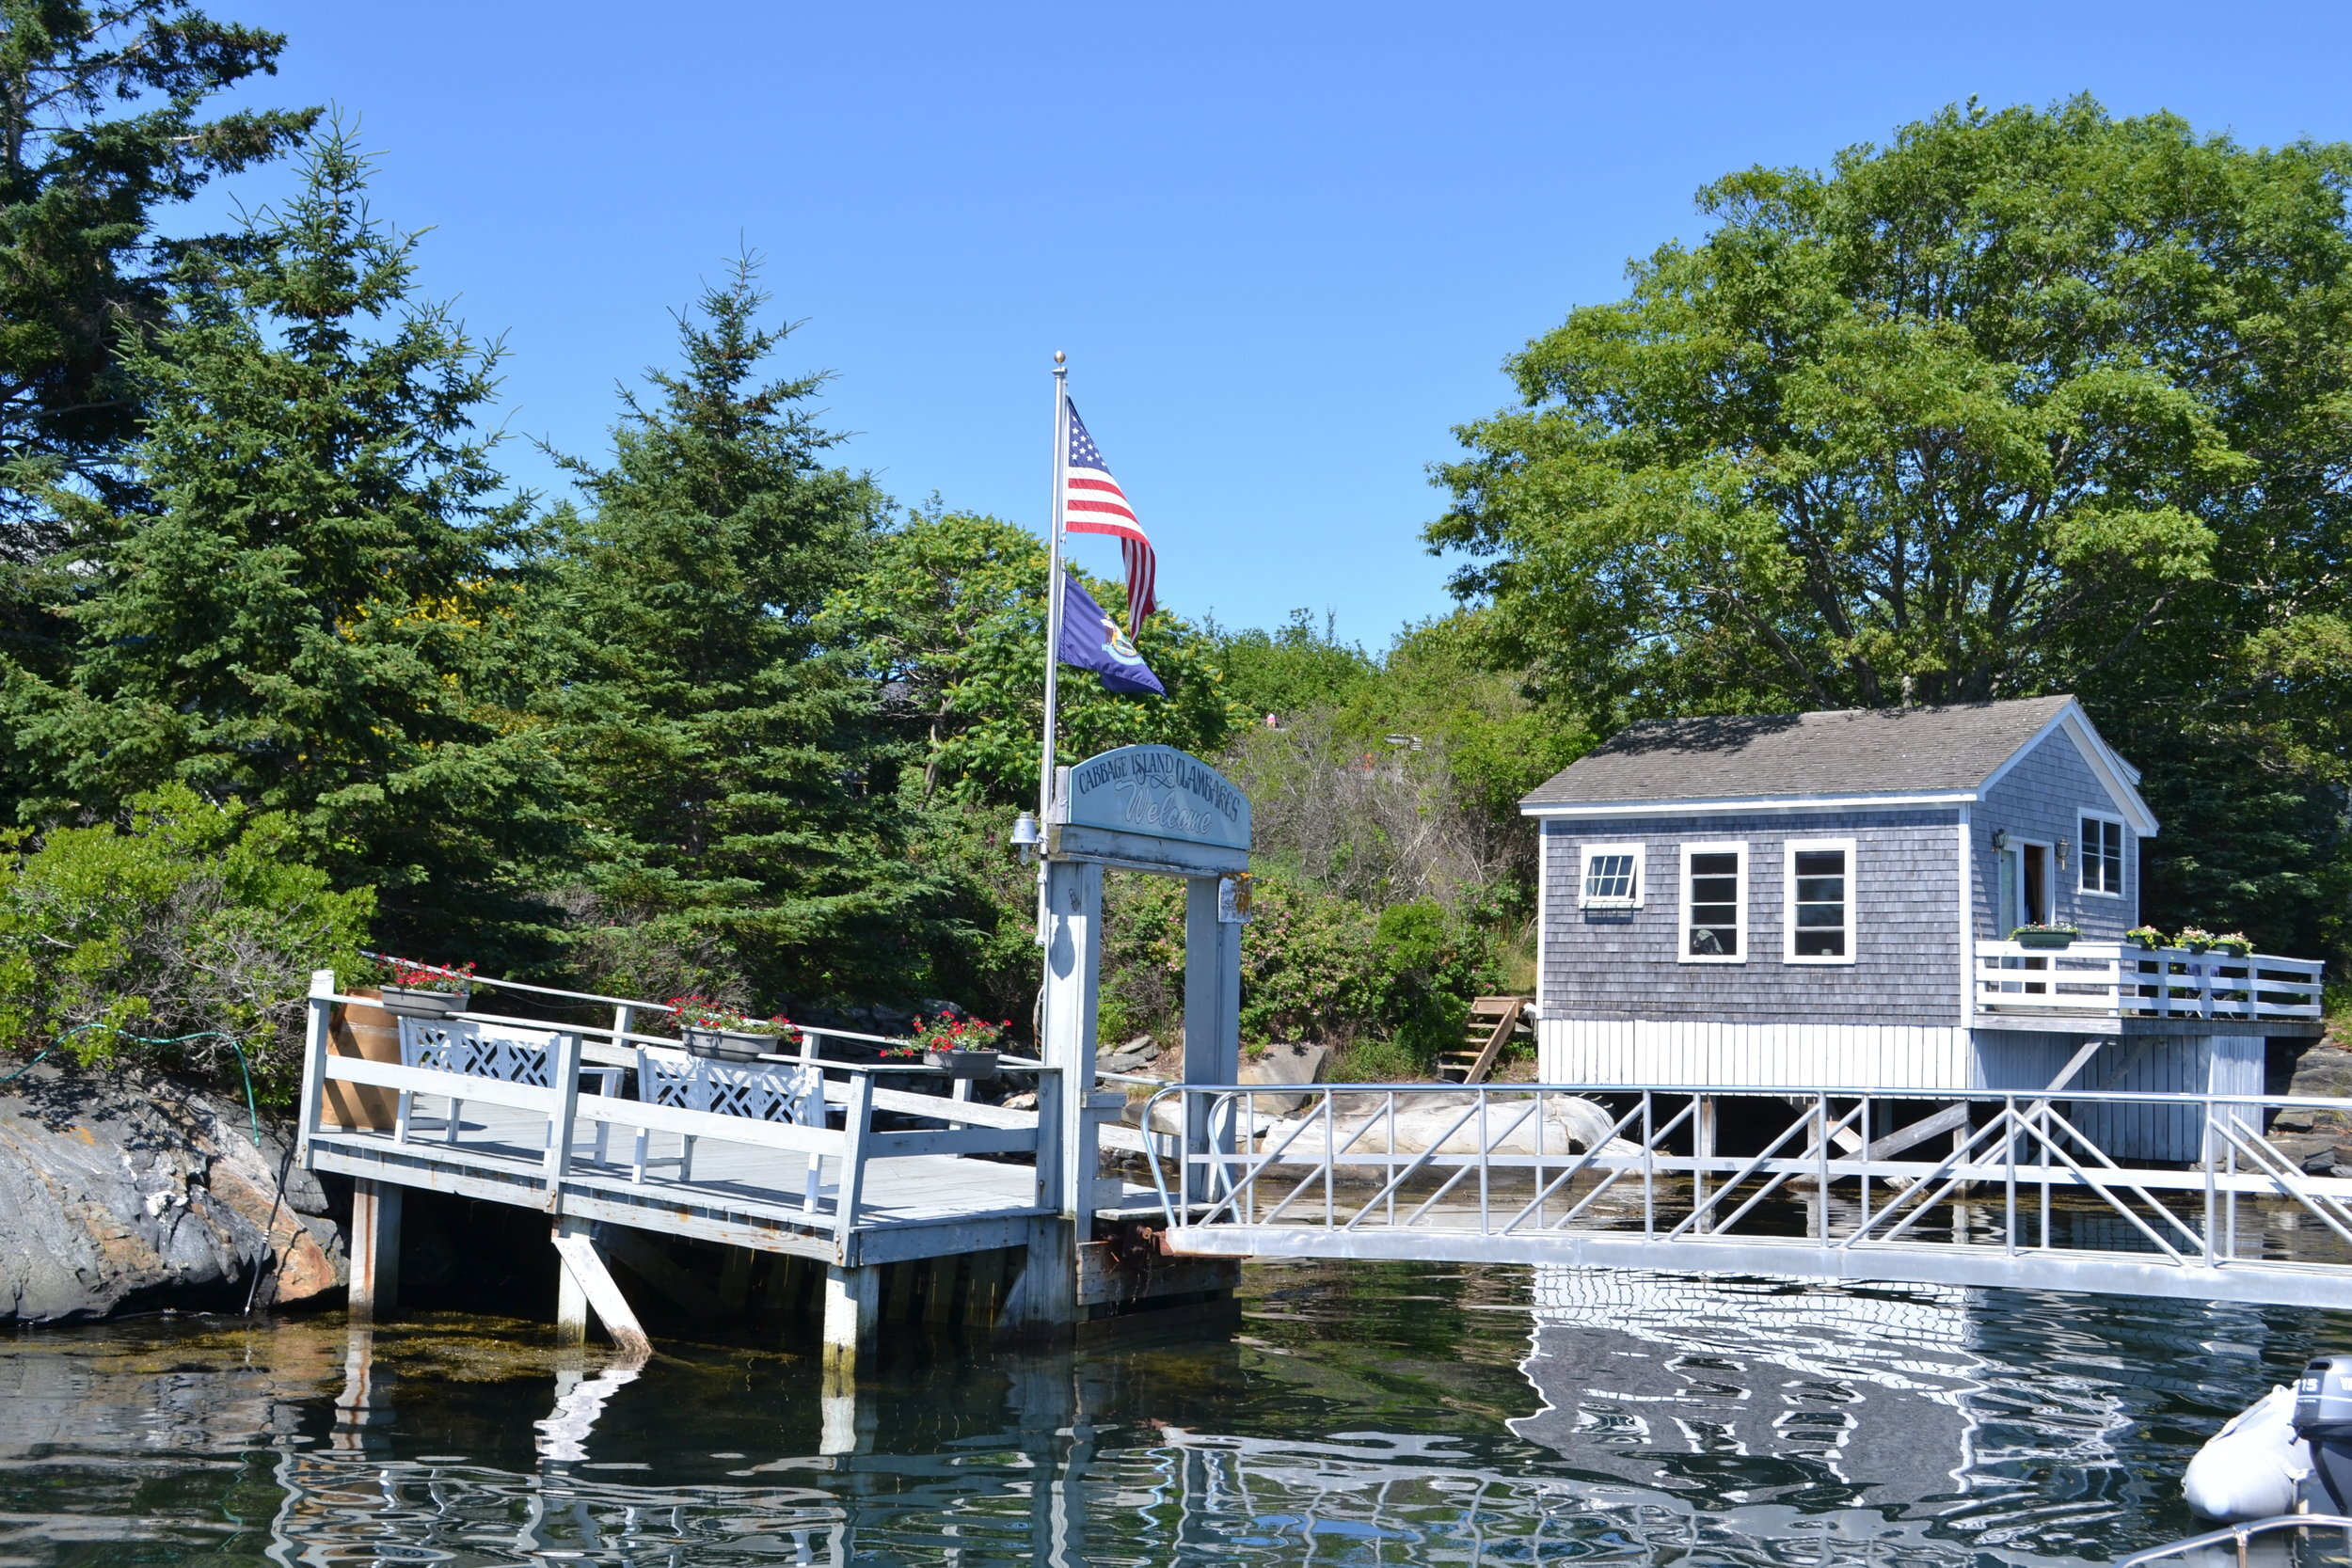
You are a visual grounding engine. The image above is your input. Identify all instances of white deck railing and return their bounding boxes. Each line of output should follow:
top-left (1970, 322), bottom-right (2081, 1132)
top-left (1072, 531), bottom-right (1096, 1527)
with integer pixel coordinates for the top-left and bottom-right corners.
top-left (295, 975), bottom-right (1062, 1249)
top-left (1974, 940), bottom-right (2324, 1024)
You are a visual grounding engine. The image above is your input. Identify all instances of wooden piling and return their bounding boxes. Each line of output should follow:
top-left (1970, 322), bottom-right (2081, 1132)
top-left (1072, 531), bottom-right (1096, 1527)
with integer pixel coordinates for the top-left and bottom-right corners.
top-left (348, 1180), bottom-right (402, 1323)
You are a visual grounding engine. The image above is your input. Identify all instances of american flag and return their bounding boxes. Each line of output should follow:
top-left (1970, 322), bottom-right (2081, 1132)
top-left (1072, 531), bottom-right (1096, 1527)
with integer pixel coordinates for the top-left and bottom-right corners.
top-left (1063, 399), bottom-right (1155, 635)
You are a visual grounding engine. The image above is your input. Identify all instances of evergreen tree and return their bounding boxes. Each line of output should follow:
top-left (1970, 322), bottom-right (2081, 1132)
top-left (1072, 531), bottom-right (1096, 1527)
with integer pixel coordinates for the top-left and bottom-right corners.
top-left (20, 124), bottom-right (566, 961)
top-left (0, 0), bottom-right (315, 820)
top-left (542, 258), bottom-right (942, 1004)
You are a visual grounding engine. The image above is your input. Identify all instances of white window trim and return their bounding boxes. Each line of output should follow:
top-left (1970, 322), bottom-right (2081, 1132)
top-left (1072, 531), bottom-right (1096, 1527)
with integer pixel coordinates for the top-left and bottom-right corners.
top-left (1577, 842), bottom-right (1645, 909)
top-left (1783, 836), bottom-right (1858, 966)
top-left (2078, 811), bottom-right (2126, 898)
top-left (1678, 841), bottom-right (1747, 965)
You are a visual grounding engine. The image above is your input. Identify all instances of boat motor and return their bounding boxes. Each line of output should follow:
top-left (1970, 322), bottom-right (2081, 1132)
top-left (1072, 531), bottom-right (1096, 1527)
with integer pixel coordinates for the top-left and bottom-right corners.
top-left (2293, 1355), bottom-right (2352, 1512)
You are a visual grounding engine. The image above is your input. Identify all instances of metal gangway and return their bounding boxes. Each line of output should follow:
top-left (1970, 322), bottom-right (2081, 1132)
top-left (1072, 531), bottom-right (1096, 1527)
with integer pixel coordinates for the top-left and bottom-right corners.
top-left (1140, 1082), bottom-right (2352, 1308)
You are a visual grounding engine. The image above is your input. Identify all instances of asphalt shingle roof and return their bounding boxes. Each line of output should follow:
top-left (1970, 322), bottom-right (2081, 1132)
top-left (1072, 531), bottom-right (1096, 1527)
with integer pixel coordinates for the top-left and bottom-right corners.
top-left (1520, 696), bottom-right (2080, 809)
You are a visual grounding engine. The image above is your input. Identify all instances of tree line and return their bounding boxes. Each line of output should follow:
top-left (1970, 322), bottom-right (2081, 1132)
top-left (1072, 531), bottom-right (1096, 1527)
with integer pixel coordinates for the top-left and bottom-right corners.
top-left (0, 7), bottom-right (2342, 1094)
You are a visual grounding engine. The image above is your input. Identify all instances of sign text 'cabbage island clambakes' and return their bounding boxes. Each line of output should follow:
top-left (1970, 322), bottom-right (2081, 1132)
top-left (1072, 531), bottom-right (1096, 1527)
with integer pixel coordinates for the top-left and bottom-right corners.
top-left (1062, 745), bottom-right (1251, 852)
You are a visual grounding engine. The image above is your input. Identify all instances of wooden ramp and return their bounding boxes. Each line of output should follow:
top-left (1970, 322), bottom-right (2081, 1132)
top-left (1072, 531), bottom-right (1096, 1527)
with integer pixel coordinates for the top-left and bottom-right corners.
top-left (1438, 996), bottom-right (1531, 1085)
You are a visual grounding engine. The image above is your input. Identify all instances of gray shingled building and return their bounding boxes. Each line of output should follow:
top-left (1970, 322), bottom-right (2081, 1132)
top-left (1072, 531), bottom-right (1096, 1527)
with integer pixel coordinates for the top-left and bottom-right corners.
top-left (1519, 696), bottom-right (2320, 1133)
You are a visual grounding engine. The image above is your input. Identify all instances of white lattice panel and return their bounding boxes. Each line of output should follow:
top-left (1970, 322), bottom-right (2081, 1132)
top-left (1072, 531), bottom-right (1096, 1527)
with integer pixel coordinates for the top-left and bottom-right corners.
top-left (638, 1053), bottom-right (823, 1125)
top-left (398, 1019), bottom-right (556, 1086)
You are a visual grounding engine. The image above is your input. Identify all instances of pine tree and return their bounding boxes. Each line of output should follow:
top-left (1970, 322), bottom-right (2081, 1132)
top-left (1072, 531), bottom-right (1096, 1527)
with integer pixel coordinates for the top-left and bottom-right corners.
top-left (22, 123), bottom-right (566, 960)
top-left (543, 257), bottom-right (944, 1004)
top-left (0, 0), bottom-right (315, 822)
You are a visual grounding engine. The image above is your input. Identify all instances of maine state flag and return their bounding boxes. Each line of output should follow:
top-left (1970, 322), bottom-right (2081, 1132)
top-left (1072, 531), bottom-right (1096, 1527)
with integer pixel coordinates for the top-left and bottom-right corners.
top-left (1057, 572), bottom-right (1165, 697)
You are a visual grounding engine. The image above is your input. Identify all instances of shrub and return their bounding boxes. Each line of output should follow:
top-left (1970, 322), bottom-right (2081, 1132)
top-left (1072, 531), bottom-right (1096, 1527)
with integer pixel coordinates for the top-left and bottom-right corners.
top-left (1097, 870), bottom-right (1501, 1070)
top-left (0, 785), bottom-right (374, 1104)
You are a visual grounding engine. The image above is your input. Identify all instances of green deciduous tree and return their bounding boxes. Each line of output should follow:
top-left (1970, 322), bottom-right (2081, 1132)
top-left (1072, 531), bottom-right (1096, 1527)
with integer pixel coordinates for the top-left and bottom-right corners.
top-left (18, 124), bottom-right (565, 959)
top-left (1433, 97), bottom-right (2352, 959)
top-left (826, 505), bottom-right (1239, 807)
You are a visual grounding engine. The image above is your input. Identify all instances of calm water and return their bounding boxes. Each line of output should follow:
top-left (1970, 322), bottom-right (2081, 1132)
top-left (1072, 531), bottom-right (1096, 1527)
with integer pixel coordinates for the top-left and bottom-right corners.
top-left (3, 1260), bottom-right (2346, 1566)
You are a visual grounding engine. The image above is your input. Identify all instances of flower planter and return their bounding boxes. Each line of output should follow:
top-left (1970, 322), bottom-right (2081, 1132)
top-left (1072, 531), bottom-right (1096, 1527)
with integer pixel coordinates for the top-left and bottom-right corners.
top-left (925, 1048), bottom-right (998, 1079)
top-left (2014, 930), bottom-right (2077, 950)
top-left (681, 1026), bottom-right (781, 1063)
top-left (379, 985), bottom-right (471, 1021)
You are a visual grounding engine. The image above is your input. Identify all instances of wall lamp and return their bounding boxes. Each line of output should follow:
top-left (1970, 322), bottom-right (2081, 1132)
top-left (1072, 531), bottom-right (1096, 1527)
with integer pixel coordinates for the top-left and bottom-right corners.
top-left (1991, 829), bottom-right (2010, 851)
top-left (2056, 837), bottom-right (2071, 869)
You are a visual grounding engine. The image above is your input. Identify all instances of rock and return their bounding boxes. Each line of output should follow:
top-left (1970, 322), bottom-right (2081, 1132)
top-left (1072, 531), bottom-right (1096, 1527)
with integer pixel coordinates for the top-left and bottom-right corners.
top-left (1251, 1092), bottom-right (1630, 1162)
top-left (1237, 1042), bottom-right (1329, 1116)
top-left (1101, 1037), bottom-right (1159, 1075)
top-left (1000, 1090), bottom-right (1039, 1113)
top-left (2303, 1146), bottom-right (2352, 1177)
top-left (0, 1064), bottom-right (346, 1323)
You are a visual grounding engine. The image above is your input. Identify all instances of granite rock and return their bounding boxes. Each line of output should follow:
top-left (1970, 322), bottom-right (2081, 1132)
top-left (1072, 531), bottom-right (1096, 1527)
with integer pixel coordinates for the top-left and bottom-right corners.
top-left (0, 1064), bottom-right (345, 1322)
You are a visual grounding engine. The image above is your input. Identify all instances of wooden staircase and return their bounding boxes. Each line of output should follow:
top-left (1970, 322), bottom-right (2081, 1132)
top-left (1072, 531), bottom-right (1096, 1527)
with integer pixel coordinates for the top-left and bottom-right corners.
top-left (1438, 995), bottom-right (1532, 1085)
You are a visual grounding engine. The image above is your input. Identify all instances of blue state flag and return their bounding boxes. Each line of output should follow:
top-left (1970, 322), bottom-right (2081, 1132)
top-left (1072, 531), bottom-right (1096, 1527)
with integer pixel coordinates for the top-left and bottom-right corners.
top-left (1057, 572), bottom-right (1165, 697)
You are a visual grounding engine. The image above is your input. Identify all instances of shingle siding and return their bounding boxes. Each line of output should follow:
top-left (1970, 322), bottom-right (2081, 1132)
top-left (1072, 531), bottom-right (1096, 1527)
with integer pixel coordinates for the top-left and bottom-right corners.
top-left (1540, 808), bottom-right (1964, 1028)
top-left (1976, 728), bottom-right (2138, 941)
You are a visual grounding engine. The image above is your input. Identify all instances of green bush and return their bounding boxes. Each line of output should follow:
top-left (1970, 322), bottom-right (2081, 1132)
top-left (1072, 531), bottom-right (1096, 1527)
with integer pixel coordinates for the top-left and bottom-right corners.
top-left (0, 785), bottom-right (374, 1104)
top-left (1098, 870), bottom-right (1501, 1070)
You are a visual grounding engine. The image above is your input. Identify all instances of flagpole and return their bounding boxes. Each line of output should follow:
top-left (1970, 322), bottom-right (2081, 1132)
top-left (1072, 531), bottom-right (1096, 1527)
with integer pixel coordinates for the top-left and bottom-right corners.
top-left (1036, 352), bottom-right (1068, 940)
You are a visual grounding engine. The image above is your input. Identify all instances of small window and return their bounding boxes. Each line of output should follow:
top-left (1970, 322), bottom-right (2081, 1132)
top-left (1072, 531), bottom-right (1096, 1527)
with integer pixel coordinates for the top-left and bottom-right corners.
top-left (1580, 843), bottom-right (1642, 908)
top-left (1784, 838), bottom-right (1856, 964)
top-left (2080, 815), bottom-right (2125, 896)
top-left (1680, 843), bottom-right (1745, 962)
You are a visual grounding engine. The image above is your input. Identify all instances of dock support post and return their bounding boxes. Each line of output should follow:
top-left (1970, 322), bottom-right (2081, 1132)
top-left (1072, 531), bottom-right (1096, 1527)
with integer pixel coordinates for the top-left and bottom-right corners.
top-left (348, 1179), bottom-right (402, 1323)
top-left (549, 1220), bottom-right (653, 1356)
top-left (821, 1263), bottom-right (882, 1374)
top-left (996, 1216), bottom-right (1076, 1341)
top-left (554, 1218), bottom-right (590, 1346)
top-left (1692, 1095), bottom-right (1716, 1233)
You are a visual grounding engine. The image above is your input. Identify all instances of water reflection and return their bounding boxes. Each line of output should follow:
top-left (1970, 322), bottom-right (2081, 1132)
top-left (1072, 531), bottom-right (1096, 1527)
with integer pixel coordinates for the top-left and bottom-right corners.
top-left (0, 1262), bottom-right (2346, 1565)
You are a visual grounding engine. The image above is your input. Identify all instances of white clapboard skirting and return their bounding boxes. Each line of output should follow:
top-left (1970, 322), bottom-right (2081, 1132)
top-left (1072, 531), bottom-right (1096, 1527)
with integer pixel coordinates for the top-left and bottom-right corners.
top-left (1539, 1018), bottom-right (2266, 1126)
top-left (1538, 1018), bottom-right (1971, 1090)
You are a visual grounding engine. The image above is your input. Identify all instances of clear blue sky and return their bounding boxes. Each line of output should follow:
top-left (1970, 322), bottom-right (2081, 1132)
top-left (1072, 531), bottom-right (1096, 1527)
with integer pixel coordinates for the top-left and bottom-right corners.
top-left (191, 2), bottom-right (2352, 648)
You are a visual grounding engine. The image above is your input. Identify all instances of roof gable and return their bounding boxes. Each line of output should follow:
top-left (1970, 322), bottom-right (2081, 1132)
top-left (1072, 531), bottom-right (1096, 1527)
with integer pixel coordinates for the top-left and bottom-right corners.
top-left (1521, 696), bottom-right (2156, 832)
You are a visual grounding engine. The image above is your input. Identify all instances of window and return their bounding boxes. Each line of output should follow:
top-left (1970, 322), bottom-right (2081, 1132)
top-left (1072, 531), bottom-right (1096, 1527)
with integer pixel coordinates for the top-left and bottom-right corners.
top-left (2080, 815), bottom-right (2125, 896)
top-left (1784, 838), bottom-right (1856, 963)
top-left (1579, 843), bottom-right (1642, 908)
top-left (1680, 843), bottom-right (1745, 962)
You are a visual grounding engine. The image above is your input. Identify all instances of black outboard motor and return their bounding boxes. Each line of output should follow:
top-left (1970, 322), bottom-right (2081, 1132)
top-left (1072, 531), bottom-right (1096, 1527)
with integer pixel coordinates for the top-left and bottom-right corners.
top-left (2294, 1355), bottom-right (2352, 1512)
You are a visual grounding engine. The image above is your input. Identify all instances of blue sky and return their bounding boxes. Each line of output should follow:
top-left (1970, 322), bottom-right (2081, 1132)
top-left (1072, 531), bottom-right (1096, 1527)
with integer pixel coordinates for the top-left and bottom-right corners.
top-left (190, 2), bottom-right (2352, 648)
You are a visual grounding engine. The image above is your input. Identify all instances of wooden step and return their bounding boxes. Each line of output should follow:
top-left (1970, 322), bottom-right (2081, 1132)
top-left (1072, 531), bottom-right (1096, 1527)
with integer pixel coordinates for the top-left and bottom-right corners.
top-left (1436, 995), bottom-right (1532, 1085)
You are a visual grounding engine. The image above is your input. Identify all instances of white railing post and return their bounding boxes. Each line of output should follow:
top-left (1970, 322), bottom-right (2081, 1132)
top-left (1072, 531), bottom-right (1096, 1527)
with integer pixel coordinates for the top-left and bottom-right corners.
top-left (542, 1031), bottom-right (582, 1212)
top-left (297, 968), bottom-right (336, 1162)
top-left (834, 1071), bottom-right (876, 1253)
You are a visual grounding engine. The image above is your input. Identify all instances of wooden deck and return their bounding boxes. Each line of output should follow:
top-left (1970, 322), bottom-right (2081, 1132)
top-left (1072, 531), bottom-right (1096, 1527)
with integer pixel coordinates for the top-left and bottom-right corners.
top-left (297, 993), bottom-right (1093, 1270)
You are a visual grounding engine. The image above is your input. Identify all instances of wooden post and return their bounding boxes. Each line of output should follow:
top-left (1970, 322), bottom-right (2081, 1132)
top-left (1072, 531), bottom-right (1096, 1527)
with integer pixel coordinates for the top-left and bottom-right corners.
top-left (549, 1220), bottom-right (653, 1357)
top-left (718, 1246), bottom-right (754, 1310)
top-left (1692, 1094), bottom-right (1716, 1233)
top-left (832, 1072), bottom-right (873, 1254)
top-left (297, 968), bottom-right (336, 1164)
top-left (1184, 876), bottom-right (1243, 1209)
top-left (996, 1215), bottom-right (1076, 1341)
top-left (348, 1179), bottom-right (402, 1323)
top-left (543, 1031), bottom-right (582, 1213)
top-left (1040, 857), bottom-right (1104, 1221)
top-left (555, 1217), bottom-right (589, 1347)
top-left (821, 1263), bottom-right (882, 1375)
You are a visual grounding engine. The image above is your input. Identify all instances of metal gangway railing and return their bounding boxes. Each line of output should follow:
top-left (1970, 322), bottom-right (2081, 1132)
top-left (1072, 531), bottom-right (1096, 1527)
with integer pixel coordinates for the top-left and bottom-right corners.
top-left (1139, 1082), bottom-right (2352, 1308)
